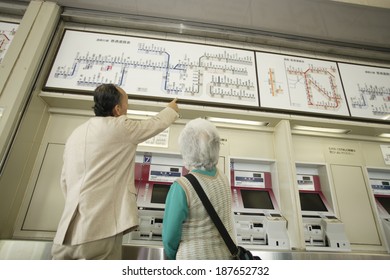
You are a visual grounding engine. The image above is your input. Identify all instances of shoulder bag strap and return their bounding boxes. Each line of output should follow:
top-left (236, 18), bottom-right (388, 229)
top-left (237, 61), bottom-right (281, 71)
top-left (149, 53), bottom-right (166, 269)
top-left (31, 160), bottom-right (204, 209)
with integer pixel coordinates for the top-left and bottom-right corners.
top-left (184, 173), bottom-right (239, 256)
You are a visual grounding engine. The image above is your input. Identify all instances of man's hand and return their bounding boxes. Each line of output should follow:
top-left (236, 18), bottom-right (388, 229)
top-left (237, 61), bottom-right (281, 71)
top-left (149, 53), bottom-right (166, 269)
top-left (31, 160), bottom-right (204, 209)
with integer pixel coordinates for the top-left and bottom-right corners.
top-left (168, 98), bottom-right (179, 112)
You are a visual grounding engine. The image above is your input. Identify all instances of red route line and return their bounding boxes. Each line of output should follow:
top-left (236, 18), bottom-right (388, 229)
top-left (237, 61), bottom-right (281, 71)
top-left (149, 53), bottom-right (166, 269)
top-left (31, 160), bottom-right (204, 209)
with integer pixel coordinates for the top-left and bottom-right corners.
top-left (287, 66), bottom-right (341, 109)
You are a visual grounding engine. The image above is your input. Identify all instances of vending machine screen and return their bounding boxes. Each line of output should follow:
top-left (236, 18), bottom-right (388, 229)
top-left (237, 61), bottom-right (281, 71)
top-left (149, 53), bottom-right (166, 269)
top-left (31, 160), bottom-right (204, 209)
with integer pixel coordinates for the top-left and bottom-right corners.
top-left (150, 184), bottom-right (171, 204)
top-left (241, 189), bottom-right (274, 210)
top-left (299, 192), bottom-right (328, 212)
top-left (377, 196), bottom-right (390, 215)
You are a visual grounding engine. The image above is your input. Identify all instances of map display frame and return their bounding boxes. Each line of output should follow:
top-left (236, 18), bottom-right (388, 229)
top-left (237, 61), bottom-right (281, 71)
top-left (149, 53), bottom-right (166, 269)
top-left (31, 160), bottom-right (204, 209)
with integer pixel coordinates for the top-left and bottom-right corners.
top-left (256, 52), bottom-right (350, 117)
top-left (44, 30), bottom-right (260, 108)
top-left (0, 21), bottom-right (19, 64)
top-left (338, 63), bottom-right (390, 121)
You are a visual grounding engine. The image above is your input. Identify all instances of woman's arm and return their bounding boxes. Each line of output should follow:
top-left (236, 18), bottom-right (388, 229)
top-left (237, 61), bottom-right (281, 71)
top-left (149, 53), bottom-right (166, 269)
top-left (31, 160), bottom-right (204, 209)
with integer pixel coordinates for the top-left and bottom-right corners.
top-left (162, 181), bottom-right (188, 260)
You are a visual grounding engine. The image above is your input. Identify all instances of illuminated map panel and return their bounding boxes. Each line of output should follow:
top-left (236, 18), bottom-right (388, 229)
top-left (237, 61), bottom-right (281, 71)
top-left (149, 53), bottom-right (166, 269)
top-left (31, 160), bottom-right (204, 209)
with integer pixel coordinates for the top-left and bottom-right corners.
top-left (45, 30), bottom-right (259, 108)
top-left (0, 22), bottom-right (19, 63)
top-left (338, 63), bottom-right (390, 121)
top-left (256, 52), bottom-right (350, 117)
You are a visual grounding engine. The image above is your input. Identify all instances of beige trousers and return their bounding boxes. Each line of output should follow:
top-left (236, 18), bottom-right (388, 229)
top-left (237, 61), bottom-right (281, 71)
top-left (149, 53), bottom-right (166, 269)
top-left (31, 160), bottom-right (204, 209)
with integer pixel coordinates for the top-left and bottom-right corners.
top-left (51, 233), bottom-right (123, 260)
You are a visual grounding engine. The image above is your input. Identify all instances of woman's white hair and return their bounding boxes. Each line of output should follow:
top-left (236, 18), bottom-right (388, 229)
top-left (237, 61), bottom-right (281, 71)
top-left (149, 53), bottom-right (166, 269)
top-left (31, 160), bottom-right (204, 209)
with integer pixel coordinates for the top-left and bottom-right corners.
top-left (179, 118), bottom-right (220, 171)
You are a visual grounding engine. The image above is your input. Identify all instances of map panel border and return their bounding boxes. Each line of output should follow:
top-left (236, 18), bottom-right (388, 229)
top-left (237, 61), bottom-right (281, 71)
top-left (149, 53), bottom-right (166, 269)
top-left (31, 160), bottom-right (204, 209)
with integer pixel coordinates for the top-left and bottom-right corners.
top-left (0, 21), bottom-right (19, 64)
top-left (44, 29), bottom-right (260, 109)
top-left (43, 29), bottom-right (390, 124)
top-left (338, 62), bottom-right (390, 122)
top-left (255, 51), bottom-right (350, 118)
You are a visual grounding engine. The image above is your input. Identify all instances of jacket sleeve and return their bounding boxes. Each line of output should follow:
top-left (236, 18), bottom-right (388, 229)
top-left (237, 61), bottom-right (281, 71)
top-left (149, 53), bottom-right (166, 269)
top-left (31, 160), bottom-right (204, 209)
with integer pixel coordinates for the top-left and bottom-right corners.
top-left (162, 181), bottom-right (188, 260)
top-left (122, 107), bottom-right (179, 144)
top-left (60, 147), bottom-right (68, 197)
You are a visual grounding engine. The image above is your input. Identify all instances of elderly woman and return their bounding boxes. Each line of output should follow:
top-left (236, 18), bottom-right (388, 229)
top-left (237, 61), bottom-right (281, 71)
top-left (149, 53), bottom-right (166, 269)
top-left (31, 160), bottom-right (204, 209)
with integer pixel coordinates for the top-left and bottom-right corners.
top-left (162, 118), bottom-right (236, 259)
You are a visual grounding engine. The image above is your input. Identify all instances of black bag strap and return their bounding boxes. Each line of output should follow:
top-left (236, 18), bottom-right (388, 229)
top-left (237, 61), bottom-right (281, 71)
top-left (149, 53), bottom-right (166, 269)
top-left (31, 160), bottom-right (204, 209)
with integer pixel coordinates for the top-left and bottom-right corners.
top-left (184, 173), bottom-right (239, 257)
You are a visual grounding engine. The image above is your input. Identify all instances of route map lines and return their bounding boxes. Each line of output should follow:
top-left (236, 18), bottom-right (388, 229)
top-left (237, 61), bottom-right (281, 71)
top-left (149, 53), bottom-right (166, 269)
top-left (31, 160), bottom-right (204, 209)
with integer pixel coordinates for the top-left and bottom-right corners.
top-left (352, 84), bottom-right (390, 115)
top-left (286, 63), bottom-right (341, 111)
top-left (0, 22), bottom-right (18, 64)
top-left (338, 63), bottom-right (390, 120)
top-left (267, 68), bottom-right (284, 96)
top-left (256, 52), bottom-right (349, 117)
top-left (46, 30), bottom-right (259, 107)
top-left (45, 30), bottom-right (390, 121)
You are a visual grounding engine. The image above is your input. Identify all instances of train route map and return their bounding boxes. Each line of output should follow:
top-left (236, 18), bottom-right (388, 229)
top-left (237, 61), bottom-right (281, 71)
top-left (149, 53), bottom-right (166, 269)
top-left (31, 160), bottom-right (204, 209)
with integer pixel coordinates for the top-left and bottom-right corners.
top-left (256, 52), bottom-right (350, 117)
top-left (45, 30), bottom-right (259, 107)
top-left (338, 63), bottom-right (390, 121)
top-left (0, 22), bottom-right (18, 64)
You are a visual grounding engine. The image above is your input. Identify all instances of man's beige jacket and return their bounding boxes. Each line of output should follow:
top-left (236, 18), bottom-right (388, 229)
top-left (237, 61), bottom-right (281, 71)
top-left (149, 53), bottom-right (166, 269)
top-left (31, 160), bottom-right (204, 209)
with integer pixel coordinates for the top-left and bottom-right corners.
top-left (53, 107), bottom-right (178, 245)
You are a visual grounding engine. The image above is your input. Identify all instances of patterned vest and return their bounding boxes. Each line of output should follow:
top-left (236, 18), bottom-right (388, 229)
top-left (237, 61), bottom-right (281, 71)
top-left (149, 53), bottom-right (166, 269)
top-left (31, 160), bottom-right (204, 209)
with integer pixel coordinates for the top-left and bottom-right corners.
top-left (175, 170), bottom-right (236, 260)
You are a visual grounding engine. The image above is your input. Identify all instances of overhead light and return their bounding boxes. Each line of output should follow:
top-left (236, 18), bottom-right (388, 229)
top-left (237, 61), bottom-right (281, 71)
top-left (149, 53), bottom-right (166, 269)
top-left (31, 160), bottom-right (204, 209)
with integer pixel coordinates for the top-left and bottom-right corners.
top-left (293, 125), bottom-right (350, 134)
top-left (206, 117), bottom-right (269, 126)
top-left (378, 133), bottom-right (390, 138)
top-left (127, 110), bottom-right (157, 116)
top-left (381, 115), bottom-right (390, 120)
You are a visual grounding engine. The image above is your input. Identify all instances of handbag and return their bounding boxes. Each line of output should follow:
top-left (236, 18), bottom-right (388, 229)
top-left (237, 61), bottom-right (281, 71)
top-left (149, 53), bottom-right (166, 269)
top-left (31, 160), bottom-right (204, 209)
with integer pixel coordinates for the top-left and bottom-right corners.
top-left (185, 173), bottom-right (261, 260)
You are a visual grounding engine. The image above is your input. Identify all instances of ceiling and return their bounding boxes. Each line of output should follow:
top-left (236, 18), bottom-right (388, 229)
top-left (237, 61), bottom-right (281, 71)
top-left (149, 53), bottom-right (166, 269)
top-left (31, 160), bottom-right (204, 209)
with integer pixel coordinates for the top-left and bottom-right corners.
top-left (11, 0), bottom-right (390, 52)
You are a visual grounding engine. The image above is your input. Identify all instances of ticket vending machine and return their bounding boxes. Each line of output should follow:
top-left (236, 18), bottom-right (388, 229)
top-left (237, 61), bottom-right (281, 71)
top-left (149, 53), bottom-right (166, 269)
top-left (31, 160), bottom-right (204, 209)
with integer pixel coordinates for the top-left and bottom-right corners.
top-left (124, 152), bottom-right (186, 244)
top-left (297, 172), bottom-right (350, 251)
top-left (369, 172), bottom-right (390, 252)
top-left (230, 158), bottom-right (290, 250)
